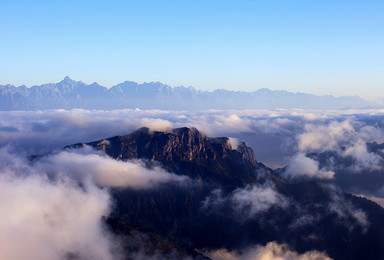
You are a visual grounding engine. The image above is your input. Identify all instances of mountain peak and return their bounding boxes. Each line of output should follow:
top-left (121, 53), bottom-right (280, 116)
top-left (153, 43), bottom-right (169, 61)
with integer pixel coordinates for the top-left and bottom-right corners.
top-left (69, 127), bottom-right (260, 185)
top-left (60, 76), bottom-right (75, 84)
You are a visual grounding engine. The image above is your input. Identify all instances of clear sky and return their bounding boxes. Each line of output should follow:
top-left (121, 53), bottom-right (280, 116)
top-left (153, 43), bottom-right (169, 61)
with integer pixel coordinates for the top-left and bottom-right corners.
top-left (1, 0), bottom-right (383, 99)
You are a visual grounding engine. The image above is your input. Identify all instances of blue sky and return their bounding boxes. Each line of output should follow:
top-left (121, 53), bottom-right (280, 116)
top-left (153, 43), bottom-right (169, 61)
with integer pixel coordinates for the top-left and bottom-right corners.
top-left (1, 0), bottom-right (383, 99)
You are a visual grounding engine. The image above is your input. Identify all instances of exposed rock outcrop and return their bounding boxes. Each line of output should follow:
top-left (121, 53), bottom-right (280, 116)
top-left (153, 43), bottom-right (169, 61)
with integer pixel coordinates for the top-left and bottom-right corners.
top-left (70, 127), bottom-right (261, 187)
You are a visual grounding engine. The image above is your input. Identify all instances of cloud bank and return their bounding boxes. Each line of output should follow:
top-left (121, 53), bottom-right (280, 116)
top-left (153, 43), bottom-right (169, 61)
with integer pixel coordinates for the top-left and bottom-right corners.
top-left (0, 149), bottom-right (118, 260)
top-left (1, 108), bottom-right (383, 258)
top-left (36, 147), bottom-right (188, 189)
top-left (0, 145), bottom-right (188, 260)
top-left (1, 108), bottom-right (383, 167)
top-left (296, 120), bottom-right (384, 172)
top-left (2, 108), bottom-right (384, 176)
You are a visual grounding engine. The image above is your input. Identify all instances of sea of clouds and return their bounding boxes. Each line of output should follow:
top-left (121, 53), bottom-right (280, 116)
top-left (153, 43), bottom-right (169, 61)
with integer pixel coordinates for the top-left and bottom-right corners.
top-left (1, 108), bottom-right (384, 259)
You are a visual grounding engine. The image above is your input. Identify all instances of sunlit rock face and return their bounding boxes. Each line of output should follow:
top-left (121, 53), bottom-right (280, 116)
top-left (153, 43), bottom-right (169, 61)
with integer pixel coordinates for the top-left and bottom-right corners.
top-left (70, 127), bottom-right (261, 187)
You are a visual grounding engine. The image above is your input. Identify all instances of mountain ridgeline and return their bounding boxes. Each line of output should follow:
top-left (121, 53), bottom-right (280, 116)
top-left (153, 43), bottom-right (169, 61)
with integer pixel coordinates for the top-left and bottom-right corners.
top-left (65, 127), bottom-right (384, 260)
top-left (70, 127), bottom-right (262, 187)
top-left (0, 76), bottom-right (370, 110)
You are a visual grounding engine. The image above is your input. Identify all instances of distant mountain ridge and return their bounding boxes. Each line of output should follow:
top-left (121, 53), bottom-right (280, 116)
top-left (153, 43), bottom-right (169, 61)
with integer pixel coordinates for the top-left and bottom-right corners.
top-left (0, 76), bottom-right (370, 110)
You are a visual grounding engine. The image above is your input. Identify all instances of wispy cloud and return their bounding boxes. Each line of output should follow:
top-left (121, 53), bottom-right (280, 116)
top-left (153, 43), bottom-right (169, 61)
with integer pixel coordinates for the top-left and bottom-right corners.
top-left (203, 182), bottom-right (289, 220)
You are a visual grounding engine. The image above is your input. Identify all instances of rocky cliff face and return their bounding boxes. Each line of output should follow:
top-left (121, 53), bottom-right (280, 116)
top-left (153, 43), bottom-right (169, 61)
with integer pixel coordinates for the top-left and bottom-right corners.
top-left (88, 127), bottom-right (256, 164)
top-left (72, 127), bottom-right (262, 187)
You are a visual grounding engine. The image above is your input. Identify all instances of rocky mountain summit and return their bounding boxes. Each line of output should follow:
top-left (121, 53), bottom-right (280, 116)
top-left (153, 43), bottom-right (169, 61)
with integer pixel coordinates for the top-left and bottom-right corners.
top-left (71, 127), bottom-right (261, 187)
top-left (87, 127), bottom-right (256, 165)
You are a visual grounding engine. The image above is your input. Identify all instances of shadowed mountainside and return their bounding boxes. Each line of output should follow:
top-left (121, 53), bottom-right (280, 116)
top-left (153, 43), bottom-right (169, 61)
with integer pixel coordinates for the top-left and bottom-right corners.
top-left (61, 127), bottom-right (384, 260)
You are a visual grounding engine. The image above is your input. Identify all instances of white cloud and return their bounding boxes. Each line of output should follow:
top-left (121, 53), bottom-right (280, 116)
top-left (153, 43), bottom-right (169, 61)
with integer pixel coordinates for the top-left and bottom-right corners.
top-left (139, 118), bottom-right (173, 132)
top-left (204, 241), bottom-right (332, 260)
top-left (342, 140), bottom-right (383, 171)
top-left (0, 145), bottom-right (189, 260)
top-left (0, 148), bottom-right (120, 260)
top-left (231, 185), bottom-right (289, 217)
top-left (36, 147), bottom-right (188, 189)
top-left (228, 137), bottom-right (240, 150)
top-left (295, 119), bottom-right (384, 172)
top-left (284, 154), bottom-right (335, 179)
top-left (203, 183), bottom-right (289, 219)
top-left (297, 120), bottom-right (355, 153)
